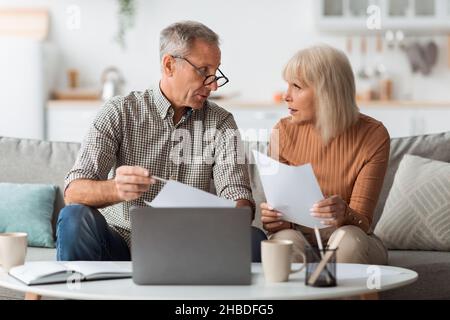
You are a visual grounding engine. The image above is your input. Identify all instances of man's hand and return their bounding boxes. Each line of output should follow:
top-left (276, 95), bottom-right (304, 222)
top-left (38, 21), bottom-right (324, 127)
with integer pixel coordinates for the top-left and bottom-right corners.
top-left (115, 166), bottom-right (156, 201)
top-left (235, 199), bottom-right (253, 209)
top-left (260, 202), bottom-right (291, 233)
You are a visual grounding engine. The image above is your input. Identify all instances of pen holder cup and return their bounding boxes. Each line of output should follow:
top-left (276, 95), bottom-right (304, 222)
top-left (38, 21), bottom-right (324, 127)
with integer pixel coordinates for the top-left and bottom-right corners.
top-left (305, 246), bottom-right (337, 287)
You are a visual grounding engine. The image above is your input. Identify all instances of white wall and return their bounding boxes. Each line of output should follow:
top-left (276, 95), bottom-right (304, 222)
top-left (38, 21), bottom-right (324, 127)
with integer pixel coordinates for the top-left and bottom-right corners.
top-left (1, 0), bottom-right (450, 101)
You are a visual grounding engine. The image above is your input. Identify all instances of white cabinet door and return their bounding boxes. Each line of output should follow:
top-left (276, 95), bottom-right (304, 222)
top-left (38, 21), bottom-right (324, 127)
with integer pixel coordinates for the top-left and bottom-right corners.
top-left (359, 107), bottom-right (415, 138)
top-left (0, 39), bottom-right (45, 139)
top-left (360, 106), bottom-right (450, 138)
top-left (416, 108), bottom-right (450, 135)
top-left (46, 107), bottom-right (99, 142)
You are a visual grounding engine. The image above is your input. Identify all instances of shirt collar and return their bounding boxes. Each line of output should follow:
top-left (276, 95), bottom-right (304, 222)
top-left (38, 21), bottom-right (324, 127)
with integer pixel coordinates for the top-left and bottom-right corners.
top-left (153, 82), bottom-right (204, 121)
top-left (153, 83), bottom-right (172, 120)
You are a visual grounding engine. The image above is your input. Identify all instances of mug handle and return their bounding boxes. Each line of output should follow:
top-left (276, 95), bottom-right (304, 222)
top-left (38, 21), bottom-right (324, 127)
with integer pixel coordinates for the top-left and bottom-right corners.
top-left (290, 252), bottom-right (307, 274)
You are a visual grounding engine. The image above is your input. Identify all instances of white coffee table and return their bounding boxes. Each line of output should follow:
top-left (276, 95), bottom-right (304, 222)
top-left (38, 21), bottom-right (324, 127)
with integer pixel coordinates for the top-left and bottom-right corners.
top-left (0, 263), bottom-right (417, 300)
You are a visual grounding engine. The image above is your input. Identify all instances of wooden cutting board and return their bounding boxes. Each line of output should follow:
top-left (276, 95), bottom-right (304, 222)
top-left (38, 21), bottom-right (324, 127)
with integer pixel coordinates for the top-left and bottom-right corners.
top-left (0, 8), bottom-right (49, 40)
top-left (52, 88), bottom-right (101, 101)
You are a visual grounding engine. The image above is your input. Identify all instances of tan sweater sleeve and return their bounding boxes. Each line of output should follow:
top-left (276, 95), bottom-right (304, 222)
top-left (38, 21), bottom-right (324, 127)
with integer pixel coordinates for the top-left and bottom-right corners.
top-left (348, 125), bottom-right (390, 225)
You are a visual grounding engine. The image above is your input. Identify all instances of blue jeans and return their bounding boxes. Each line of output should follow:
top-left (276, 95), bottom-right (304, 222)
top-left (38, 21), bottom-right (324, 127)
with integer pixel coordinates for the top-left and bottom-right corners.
top-left (57, 204), bottom-right (267, 262)
top-left (56, 204), bottom-right (130, 261)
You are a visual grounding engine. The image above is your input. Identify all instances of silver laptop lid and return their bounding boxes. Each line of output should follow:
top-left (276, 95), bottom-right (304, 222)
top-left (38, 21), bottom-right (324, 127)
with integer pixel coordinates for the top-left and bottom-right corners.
top-left (131, 207), bottom-right (252, 285)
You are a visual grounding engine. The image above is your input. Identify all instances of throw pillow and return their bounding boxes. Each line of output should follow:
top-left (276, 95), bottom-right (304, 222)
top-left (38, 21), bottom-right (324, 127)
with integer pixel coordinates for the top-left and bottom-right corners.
top-left (0, 183), bottom-right (56, 248)
top-left (374, 155), bottom-right (450, 250)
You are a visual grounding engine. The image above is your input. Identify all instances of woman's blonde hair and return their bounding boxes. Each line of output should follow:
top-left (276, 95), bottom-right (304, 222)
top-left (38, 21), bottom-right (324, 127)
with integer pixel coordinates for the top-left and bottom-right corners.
top-left (283, 45), bottom-right (359, 144)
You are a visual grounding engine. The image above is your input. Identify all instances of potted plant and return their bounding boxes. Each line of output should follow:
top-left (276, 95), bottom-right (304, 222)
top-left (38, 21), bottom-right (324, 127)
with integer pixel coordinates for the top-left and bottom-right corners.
top-left (115, 0), bottom-right (136, 49)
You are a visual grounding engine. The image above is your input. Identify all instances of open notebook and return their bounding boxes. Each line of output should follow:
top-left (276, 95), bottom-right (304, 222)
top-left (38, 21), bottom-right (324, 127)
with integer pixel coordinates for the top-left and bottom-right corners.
top-left (9, 261), bottom-right (132, 285)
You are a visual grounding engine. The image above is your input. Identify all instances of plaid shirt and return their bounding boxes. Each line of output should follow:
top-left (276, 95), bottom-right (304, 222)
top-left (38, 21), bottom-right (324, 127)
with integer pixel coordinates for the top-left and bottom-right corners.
top-left (64, 84), bottom-right (254, 246)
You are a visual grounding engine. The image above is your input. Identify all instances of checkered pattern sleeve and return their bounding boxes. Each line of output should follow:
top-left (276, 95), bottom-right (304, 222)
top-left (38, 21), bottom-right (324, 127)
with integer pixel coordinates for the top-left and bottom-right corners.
top-left (64, 97), bottom-right (123, 191)
top-left (212, 113), bottom-right (255, 208)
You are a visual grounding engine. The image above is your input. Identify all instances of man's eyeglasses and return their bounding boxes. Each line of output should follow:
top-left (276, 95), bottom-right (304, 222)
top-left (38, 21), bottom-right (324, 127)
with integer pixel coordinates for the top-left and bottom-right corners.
top-left (172, 55), bottom-right (229, 88)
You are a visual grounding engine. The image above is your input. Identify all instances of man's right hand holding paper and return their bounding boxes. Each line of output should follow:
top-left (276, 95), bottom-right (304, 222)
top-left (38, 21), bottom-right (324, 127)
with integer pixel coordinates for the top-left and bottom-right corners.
top-left (115, 166), bottom-right (156, 201)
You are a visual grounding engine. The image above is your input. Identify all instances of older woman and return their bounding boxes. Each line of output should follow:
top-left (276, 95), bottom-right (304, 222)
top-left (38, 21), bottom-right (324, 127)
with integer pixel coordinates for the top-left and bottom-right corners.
top-left (260, 45), bottom-right (389, 265)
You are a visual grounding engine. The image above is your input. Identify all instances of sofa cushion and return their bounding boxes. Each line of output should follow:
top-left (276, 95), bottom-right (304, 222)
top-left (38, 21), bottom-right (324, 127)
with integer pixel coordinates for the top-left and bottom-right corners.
top-left (0, 136), bottom-right (80, 237)
top-left (380, 250), bottom-right (450, 299)
top-left (372, 132), bottom-right (450, 228)
top-left (0, 183), bottom-right (57, 247)
top-left (374, 155), bottom-right (450, 250)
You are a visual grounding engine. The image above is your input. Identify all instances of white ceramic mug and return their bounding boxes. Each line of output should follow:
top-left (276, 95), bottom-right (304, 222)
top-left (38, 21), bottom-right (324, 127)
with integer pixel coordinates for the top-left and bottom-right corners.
top-left (0, 233), bottom-right (27, 272)
top-left (261, 239), bottom-right (306, 283)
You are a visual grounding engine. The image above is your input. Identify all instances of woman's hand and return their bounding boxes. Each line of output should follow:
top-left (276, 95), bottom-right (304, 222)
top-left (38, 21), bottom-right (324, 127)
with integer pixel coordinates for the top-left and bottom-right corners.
top-left (310, 195), bottom-right (348, 228)
top-left (260, 203), bottom-right (291, 233)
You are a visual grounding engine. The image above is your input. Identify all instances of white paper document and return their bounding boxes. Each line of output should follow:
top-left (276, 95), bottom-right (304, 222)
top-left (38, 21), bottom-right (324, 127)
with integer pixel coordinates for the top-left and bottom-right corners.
top-left (145, 180), bottom-right (235, 208)
top-left (252, 150), bottom-right (325, 229)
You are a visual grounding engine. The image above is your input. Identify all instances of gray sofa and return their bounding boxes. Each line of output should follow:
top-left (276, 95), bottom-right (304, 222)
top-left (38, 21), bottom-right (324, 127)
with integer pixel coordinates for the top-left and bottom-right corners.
top-left (1, 131), bottom-right (449, 299)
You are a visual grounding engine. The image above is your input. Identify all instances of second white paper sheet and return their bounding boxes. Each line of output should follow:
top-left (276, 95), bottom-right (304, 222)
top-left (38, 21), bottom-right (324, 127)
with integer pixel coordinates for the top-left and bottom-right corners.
top-left (145, 180), bottom-right (235, 208)
top-left (252, 150), bottom-right (325, 229)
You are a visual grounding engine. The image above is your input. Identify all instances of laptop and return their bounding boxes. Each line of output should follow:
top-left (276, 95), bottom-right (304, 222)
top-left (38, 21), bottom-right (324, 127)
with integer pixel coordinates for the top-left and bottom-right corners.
top-left (130, 207), bottom-right (252, 285)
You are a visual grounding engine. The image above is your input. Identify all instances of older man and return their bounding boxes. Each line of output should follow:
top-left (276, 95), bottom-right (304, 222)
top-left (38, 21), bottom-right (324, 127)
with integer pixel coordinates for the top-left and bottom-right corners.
top-left (57, 21), bottom-right (265, 261)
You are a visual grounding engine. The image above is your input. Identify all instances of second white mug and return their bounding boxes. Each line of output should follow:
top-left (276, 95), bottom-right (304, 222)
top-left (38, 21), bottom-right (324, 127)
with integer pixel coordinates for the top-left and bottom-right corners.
top-left (0, 232), bottom-right (27, 272)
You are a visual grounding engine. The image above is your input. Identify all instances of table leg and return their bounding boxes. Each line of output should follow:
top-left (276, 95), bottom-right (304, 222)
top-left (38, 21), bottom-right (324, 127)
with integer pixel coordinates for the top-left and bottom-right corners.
top-left (25, 292), bottom-right (42, 300)
top-left (359, 292), bottom-right (379, 300)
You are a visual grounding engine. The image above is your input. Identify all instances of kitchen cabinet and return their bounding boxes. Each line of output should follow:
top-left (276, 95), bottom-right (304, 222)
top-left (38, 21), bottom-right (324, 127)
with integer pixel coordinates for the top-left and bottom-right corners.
top-left (46, 100), bottom-right (450, 143)
top-left (415, 108), bottom-right (450, 135)
top-left (360, 107), bottom-right (413, 137)
top-left (360, 103), bottom-right (450, 137)
top-left (316, 0), bottom-right (450, 33)
top-left (228, 108), bottom-right (287, 141)
top-left (45, 100), bottom-right (287, 143)
top-left (0, 39), bottom-right (46, 140)
top-left (46, 101), bottom-right (100, 142)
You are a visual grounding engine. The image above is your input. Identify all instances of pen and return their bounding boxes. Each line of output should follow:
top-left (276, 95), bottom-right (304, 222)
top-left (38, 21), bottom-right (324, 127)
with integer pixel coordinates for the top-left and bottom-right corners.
top-left (314, 225), bottom-right (333, 284)
top-left (151, 175), bottom-right (168, 183)
top-left (293, 224), bottom-right (334, 281)
top-left (314, 226), bottom-right (324, 258)
top-left (308, 229), bottom-right (346, 286)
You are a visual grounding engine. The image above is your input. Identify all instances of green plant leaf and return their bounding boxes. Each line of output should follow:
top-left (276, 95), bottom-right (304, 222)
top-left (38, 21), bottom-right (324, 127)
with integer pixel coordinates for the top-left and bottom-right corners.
top-left (115, 0), bottom-right (136, 50)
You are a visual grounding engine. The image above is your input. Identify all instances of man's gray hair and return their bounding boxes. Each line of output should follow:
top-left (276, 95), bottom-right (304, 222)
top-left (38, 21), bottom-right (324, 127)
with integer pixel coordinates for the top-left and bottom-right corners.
top-left (160, 21), bottom-right (220, 62)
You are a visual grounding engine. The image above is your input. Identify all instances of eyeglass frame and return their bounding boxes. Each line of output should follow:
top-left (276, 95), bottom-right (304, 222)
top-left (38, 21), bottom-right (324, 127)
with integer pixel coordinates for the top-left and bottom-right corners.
top-left (171, 55), bottom-right (229, 88)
